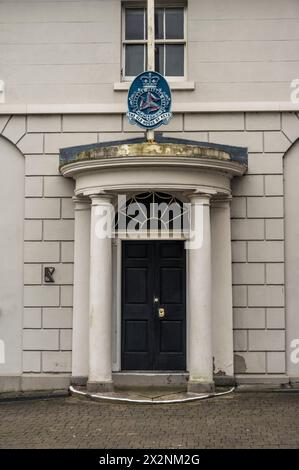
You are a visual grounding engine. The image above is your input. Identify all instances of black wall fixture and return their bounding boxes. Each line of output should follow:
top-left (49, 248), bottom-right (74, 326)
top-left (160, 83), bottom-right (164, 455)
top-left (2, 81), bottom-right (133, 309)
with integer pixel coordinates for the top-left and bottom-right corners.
top-left (44, 267), bottom-right (55, 283)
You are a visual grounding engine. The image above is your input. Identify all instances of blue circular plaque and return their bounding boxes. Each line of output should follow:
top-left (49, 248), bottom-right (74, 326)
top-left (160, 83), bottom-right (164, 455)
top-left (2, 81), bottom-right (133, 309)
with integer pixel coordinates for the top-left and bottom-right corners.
top-left (127, 71), bottom-right (172, 130)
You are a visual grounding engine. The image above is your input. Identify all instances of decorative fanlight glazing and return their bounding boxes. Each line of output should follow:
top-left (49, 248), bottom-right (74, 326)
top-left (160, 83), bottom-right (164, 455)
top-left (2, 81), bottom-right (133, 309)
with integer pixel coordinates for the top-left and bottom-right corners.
top-left (115, 192), bottom-right (190, 234)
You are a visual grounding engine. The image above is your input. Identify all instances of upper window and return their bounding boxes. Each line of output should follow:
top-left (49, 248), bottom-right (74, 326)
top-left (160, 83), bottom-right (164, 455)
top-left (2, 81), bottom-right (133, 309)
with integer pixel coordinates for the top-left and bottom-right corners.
top-left (122, 4), bottom-right (186, 80)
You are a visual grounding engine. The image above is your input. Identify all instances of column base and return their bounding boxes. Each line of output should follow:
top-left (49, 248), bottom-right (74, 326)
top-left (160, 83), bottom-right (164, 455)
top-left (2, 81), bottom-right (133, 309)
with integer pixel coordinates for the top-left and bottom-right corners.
top-left (187, 380), bottom-right (215, 393)
top-left (87, 381), bottom-right (114, 392)
top-left (71, 376), bottom-right (88, 386)
top-left (214, 375), bottom-right (235, 387)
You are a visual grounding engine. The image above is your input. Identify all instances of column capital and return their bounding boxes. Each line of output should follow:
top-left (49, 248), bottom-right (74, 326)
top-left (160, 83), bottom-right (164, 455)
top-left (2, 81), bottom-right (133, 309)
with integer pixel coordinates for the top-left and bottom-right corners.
top-left (89, 194), bottom-right (114, 206)
top-left (72, 196), bottom-right (91, 211)
top-left (188, 193), bottom-right (212, 206)
top-left (210, 195), bottom-right (232, 208)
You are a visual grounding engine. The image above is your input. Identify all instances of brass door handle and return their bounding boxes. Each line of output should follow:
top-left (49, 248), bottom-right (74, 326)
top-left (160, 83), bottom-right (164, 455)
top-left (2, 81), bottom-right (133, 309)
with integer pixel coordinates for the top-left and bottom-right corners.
top-left (158, 308), bottom-right (165, 318)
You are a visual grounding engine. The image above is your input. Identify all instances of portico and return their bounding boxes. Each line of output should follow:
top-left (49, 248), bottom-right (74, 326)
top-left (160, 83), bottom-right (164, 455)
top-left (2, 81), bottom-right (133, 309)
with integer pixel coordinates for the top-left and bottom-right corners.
top-left (60, 137), bottom-right (247, 392)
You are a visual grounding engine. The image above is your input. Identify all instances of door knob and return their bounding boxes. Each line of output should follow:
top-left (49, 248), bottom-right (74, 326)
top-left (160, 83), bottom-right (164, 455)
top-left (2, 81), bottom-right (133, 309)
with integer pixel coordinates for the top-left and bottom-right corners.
top-left (158, 308), bottom-right (165, 318)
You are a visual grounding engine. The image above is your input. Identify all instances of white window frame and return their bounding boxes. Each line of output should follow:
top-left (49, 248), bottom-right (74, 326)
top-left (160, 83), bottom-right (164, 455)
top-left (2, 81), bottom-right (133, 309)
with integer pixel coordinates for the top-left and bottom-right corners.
top-left (122, 1), bottom-right (187, 82)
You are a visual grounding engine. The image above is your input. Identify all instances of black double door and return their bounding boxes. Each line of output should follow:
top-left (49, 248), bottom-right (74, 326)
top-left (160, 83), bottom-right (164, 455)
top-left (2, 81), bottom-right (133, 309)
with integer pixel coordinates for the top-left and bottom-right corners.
top-left (121, 240), bottom-right (186, 371)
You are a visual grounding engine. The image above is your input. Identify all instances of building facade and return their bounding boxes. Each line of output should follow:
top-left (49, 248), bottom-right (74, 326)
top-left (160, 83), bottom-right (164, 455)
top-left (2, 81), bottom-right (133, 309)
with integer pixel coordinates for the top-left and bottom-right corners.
top-left (0, 0), bottom-right (299, 392)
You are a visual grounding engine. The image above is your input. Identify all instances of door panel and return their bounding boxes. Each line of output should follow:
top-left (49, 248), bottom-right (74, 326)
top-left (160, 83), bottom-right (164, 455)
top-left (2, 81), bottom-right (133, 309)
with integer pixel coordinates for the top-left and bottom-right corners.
top-left (121, 240), bottom-right (186, 371)
top-left (124, 267), bottom-right (148, 303)
top-left (154, 241), bottom-right (186, 370)
top-left (121, 242), bottom-right (154, 370)
top-left (160, 267), bottom-right (183, 304)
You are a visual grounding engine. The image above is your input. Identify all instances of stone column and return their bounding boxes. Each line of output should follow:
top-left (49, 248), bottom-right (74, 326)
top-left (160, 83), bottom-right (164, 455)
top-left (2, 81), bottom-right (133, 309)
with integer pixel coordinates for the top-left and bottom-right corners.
top-left (211, 198), bottom-right (234, 385)
top-left (187, 194), bottom-right (214, 392)
top-left (87, 195), bottom-right (113, 392)
top-left (71, 197), bottom-right (91, 385)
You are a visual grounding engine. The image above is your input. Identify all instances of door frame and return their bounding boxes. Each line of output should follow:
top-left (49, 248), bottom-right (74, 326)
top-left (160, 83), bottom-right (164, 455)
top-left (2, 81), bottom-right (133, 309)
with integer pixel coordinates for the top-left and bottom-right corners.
top-left (112, 235), bottom-right (189, 372)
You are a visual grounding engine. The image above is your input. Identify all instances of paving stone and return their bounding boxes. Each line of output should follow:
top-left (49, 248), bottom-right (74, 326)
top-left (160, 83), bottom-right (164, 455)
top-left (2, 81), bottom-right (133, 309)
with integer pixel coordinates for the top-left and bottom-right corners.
top-left (1, 393), bottom-right (298, 448)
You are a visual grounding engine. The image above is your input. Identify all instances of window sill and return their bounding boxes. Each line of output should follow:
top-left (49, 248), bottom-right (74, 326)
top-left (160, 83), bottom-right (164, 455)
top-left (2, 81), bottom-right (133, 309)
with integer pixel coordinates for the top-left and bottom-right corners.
top-left (113, 81), bottom-right (195, 91)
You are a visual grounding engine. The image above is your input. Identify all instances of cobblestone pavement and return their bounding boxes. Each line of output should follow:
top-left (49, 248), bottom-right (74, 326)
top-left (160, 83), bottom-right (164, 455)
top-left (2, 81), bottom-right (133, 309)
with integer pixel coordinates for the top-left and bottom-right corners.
top-left (0, 392), bottom-right (298, 448)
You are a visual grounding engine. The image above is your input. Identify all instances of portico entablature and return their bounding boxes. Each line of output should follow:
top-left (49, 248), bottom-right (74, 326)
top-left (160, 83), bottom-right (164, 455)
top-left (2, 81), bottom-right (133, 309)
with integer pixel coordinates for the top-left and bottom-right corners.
top-left (59, 137), bottom-right (247, 198)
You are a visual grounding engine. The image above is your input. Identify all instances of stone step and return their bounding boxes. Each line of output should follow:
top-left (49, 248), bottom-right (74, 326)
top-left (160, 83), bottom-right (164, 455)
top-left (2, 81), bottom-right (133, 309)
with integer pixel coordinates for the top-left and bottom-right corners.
top-left (112, 372), bottom-right (189, 390)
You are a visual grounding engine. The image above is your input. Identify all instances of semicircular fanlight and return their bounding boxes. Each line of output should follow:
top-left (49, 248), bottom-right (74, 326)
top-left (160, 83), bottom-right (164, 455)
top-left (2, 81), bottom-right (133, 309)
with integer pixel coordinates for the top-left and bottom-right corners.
top-left (115, 192), bottom-right (189, 233)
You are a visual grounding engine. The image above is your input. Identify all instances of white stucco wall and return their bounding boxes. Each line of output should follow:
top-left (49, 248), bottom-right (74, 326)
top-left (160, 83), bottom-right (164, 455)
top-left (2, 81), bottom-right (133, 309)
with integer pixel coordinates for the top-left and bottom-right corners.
top-left (0, 136), bottom-right (24, 376)
top-left (0, 0), bottom-right (298, 104)
top-left (285, 140), bottom-right (299, 379)
top-left (0, 0), bottom-right (299, 389)
top-left (0, 111), bottom-right (298, 386)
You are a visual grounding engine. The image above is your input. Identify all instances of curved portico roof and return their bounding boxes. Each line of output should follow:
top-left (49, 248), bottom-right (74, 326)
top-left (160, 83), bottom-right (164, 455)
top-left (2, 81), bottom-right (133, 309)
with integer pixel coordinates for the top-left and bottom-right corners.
top-left (59, 136), bottom-right (247, 198)
top-left (59, 135), bottom-right (248, 168)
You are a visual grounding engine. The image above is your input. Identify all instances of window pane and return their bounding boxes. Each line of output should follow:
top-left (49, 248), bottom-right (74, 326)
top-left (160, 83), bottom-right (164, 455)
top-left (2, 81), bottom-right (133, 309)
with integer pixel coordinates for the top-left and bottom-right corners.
top-left (165, 8), bottom-right (184, 39)
top-left (125, 9), bottom-right (145, 40)
top-left (155, 8), bottom-right (164, 40)
top-left (155, 45), bottom-right (164, 75)
top-left (125, 45), bottom-right (144, 76)
top-left (165, 45), bottom-right (184, 76)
